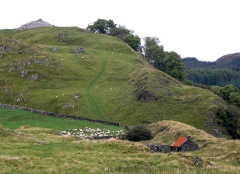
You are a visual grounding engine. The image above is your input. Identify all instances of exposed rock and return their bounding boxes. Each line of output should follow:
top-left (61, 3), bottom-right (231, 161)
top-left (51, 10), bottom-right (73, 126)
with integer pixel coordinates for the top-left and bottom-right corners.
top-left (192, 156), bottom-right (204, 167)
top-left (0, 45), bottom-right (11, 52)
top-left (136, 90), bottom-right (159, 102)
top-left (73, 48), bottom-right (85, 54)
top-left (52, 47), bottom-right (58, 52)
top-left (29, 74), bottom-right (39, 81)
top-left (20, 70), bottom-right (28, 78)
top-left (147, 144), bottom-right (172, 153)
top-left (17, 19), bottom-right (53, 30)
top-left (63, 103), bottom-right (75, 110)
top-left (73, 94), bottom-right (81, 100)
top-left (0, 53), bottom-right (4, 58)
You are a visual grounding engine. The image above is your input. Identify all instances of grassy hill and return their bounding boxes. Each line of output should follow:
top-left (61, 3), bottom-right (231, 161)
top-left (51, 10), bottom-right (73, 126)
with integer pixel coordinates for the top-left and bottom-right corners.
top-left (0, 27), bottom-right (237, 137)
top-left (0, 120), bottom-right (240, 174)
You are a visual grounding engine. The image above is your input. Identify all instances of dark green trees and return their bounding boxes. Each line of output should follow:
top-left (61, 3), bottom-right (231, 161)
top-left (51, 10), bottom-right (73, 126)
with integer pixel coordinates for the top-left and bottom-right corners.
top-left (87, 19), bottom-right (141, 51)
top-left (144, 37), bottom-right (185, 80)
top-left (87, 19), bottom-right (116, 34)
top-left (211, 84), bottom-right (240, 106)
top-left (186, 68), bottom-right (240, 87)
top-left (125, 126), bottom-right (153, 141)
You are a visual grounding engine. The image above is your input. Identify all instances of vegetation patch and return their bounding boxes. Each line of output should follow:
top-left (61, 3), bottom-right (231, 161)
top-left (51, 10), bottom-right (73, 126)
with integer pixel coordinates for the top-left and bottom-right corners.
top-left (125, 125), bottom-right (153, 141)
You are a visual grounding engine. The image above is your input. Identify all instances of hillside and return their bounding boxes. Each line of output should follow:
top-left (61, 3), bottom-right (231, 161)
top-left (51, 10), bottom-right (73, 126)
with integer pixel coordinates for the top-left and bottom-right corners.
top-left (183, 53), bottom-right (240, 69)
top-left (183, 54), bottom-right (240, 87)
top-left (182, 57), bottom-right (212, 69)
top-left (0, 120), bottom-right (240, 174)
top-left (0, 26), bottom-right (238, 137)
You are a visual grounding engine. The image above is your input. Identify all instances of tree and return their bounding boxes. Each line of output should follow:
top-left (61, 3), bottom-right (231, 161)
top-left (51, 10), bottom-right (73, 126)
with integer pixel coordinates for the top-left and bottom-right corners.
top-left (229, 92), bottom-right (240, 106)
top-left (110, 25), bottom-right (141, 51)
top-left (144, 37), bottom-right (164, 62)
top-left (88, 20), bottom-right (141, 51)
top-left (144, 37), bottom-right (185, 80)
top-left (123, 34), bottom-right (141, 51)
top-left (163, 52), bottom-right (185, 80)
top-left (110, 26), bottom-right (131, 39)
top-left (219, 84), bottom-right (239, 101)
top-left (87, 19), bottom-right (116, 34)
top-left (125, 126), bottom-right (153, 141)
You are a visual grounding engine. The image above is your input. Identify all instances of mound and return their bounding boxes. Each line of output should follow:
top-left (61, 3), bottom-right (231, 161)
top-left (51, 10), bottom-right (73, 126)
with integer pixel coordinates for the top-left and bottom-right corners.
top-left (146, 120), bottom-right (217, 145)
top-left (0, 26), bottom-right (238, 137)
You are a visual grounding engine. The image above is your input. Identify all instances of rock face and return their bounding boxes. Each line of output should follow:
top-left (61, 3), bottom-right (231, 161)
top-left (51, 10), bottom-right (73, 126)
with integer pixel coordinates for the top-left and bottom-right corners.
top-left (17, 19), bottom-right (52, 30)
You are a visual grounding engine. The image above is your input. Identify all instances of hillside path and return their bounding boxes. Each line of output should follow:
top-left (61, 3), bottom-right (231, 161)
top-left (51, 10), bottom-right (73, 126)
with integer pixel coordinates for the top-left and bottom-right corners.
top-left (85, 55), bottom-right (108, 119)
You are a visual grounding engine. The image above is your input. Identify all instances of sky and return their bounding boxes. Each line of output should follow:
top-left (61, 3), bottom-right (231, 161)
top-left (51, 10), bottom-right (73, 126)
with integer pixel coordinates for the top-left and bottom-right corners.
top-left (1, 0), bottom-right (240, 61)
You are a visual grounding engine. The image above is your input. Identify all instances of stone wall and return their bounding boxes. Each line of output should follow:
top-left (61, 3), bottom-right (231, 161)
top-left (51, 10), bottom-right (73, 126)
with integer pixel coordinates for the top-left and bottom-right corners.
top-left (0, 104), bottom-right (120, 127)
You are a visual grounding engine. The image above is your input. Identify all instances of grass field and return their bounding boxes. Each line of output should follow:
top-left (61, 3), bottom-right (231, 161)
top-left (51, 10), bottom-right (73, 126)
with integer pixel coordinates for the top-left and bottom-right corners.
top-left (0, 108), bottom-right (121, 131)
top-left (0, 121), bottom-right (239, 174)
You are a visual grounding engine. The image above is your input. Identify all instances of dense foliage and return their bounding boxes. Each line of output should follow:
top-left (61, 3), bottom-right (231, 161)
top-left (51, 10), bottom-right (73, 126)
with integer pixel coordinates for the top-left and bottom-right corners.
top-left (125, 126), bottom-right (153, 141)
top-left (144, 37), bottom-right (185, 80)
top-left (216, 106), bottom-right (240, 139)
top-left (211, 85), bottom-right (240, 106)
top-left (87, 19), bottom-right (116, 34)
top-left (183, 53), bottom-right (240, 87)
top-left (186, 69), bottom-right (240, 87)
top-left (87, 19), bottom-right (141, 51)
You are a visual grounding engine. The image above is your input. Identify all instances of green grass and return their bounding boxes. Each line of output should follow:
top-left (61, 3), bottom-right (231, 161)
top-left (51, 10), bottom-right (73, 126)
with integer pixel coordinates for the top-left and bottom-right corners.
top-left (0, 26), bottom-right (232, 135)
top-left (0, 108), bottom-right (121, 131)
top-left (0, 124), bottom-right (239, 174)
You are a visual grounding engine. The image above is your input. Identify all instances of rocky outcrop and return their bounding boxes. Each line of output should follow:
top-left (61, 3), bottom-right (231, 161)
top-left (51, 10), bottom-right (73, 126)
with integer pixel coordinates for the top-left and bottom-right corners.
top-left (136, 90), bottom-right (159, 102)
top-left (17, 19), bottom-right (52, 30)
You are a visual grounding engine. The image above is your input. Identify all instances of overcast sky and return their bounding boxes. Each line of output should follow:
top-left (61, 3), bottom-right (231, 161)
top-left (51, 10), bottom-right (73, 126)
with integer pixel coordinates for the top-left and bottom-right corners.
top-left (1, 0), bottom-right (240, 61)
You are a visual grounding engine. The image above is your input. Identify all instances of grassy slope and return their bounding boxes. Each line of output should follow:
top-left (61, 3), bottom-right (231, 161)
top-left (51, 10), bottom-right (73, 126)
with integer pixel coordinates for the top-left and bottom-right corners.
top-left (145, 121), bottom-right (240, 171)
top-left (0, 108), bottom-right (120, 130)
top-left (0, 123), bottom-right (239, 174)
top-left (0, 27), bottom-right (230, 133)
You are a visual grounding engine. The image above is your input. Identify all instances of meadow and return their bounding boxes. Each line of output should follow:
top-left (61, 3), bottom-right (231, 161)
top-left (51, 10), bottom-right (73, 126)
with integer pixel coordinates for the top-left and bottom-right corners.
top-left (0, 108), bottom-right (121, 131)
top-left (0, 121), bottom-right (239, 174)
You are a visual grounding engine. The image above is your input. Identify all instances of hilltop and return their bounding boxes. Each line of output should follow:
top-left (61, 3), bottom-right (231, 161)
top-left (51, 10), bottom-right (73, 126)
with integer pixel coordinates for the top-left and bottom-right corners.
top-left (0, 25), bottom-right (239, 138)
top-left (183, 53), bottom-right (240, 69)
top-left (17, 19), bottom-right (53, 30)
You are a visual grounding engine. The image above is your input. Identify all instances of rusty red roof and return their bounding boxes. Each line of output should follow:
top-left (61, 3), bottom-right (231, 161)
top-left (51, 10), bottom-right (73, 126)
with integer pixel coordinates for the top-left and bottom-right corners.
top-left (171, 137), bottom-right (188, 147)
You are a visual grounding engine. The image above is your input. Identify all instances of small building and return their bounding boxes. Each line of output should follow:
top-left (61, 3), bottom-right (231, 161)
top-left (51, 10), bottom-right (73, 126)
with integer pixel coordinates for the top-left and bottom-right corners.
top-left (170, 136), bottom-right (199, 152)
top-left (147, 136), bottom-right (199, 153)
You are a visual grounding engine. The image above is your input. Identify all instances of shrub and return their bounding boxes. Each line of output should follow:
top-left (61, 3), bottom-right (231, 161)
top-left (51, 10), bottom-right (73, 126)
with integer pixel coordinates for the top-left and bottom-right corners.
top-left (216, 106), bottom-right (240, 139)
top-left (125, 125), bottom-right (153, 141)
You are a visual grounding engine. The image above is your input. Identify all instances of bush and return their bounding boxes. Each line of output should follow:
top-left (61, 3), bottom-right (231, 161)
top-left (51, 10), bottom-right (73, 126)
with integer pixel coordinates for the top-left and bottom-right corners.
top-left (125, 126), bottom-right (153, 141)
top-left (216, 106), bottom-right (240, 139)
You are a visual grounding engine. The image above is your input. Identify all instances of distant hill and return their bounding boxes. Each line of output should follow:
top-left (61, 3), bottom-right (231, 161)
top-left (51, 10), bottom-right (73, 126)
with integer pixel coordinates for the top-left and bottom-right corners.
top-left (183, 53), bottom-right (240, 87)
top-left (182, 57), bottom-right (212, 69)
top-left (17, 19), bottom-right (53, 30)
top-left (215, 53), bottom-right (240, 69)
top-left (0, 24), bottom-right (239, 138)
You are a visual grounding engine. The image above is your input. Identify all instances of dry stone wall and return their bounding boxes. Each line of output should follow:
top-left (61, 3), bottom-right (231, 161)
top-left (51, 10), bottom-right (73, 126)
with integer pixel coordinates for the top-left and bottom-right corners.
top-left (0, 104), bottom-right (120, 127)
